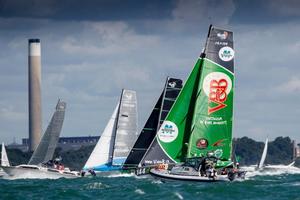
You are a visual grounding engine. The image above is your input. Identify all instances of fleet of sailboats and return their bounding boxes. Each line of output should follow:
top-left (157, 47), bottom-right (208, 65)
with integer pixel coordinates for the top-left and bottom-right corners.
top-left (1, 24), bottom-right (299, 181)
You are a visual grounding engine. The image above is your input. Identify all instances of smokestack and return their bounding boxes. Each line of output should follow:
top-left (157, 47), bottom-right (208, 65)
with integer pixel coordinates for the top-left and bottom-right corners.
top-left (28, 39), bottom-right (42, 152)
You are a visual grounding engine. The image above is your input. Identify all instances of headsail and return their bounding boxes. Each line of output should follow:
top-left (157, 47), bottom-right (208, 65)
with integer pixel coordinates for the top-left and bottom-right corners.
top-left (141, 25), bottom-right (234, 165)
top-left (83, 104), bottom-right (119, 170)
top-left (28, 100), bottom-right (66, 165)
top-left (257, 138), bottom-right (268, 169)
top-left (1, 143), bottom-right (10, 167)
top-left (112, 90), bottom-right (138, 166)
top-left (123, 78), bottom-right (182, 168)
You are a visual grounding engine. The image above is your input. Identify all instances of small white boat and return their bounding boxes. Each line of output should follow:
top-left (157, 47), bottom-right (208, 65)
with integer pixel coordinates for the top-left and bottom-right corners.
top-left (1, 100), bottom-right (81, 179)
top-left (0, 142), bottom-right (10, 177)
top-left (2, 165), bottom-right (80, 179)
top-left (256, 138), bottom-right (268, 170)
top-left (256, 138), bottom-right (297, 171)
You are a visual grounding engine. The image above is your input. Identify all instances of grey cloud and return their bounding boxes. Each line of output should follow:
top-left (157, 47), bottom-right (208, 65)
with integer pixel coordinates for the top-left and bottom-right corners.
top-left (267, 0), bottom-right (300, 17)
top-left (0, 0), bottom-right (174, 21)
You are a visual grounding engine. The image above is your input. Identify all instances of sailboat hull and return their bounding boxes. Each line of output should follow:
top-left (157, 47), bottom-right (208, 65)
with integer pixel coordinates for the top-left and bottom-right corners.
top-left (0, 169), bottom-right (5, 177)
top-left (149, 168), bottom-right (229, 182)
top-left (1, 165), bottom-right (80, 179)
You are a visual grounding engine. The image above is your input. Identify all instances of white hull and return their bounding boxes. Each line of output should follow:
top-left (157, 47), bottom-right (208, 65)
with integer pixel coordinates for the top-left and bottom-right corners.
top-left (0, 169), bottom-right (5, 177)
top-left (263, 163), bottom-right (297, 170)
top-left (1, 165), bottom-right (80, 179)
top-left (150, 168), bottom-right (229, 182)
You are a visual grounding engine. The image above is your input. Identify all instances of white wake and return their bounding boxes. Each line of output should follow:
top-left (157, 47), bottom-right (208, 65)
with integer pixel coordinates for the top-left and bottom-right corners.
top-left (241, 164), bottom-right (300, 179)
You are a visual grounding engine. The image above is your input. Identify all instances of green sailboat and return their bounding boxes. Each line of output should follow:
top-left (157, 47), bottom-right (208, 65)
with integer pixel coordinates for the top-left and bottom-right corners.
top-left (146, 25), bottom-right (244, 181)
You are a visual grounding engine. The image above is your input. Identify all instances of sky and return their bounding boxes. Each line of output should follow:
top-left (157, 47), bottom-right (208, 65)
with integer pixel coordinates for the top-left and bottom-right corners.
top-left (1, 0), bottom-right (300, 144)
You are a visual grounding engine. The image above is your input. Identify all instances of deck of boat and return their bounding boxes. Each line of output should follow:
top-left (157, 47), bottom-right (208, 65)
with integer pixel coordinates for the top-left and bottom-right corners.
top-left (149, 168), bottom-right (229, 182)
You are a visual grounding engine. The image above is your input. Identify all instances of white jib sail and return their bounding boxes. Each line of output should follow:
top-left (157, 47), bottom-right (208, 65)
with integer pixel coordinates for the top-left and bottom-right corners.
top-left (83, 103), bottom-right (119, 170)
top-left (258, 138), bottom-right (268, 169)
top-left (1, 143), bottom-right (10, 167)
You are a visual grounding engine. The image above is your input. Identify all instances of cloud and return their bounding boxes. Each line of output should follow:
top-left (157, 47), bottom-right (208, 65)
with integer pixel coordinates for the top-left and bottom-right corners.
top-left (172, 0), bottom-right (235, 24)
top-left (0, 0), bottom-right (174, 20)
top-left (267, 0), bottom-right (300, 17)
top-left (61, 21), bottom-right (161, 57)
top-left (0, 105), bottom-right (26, 121)
top-left (277, 77), bottom-right (300, 93)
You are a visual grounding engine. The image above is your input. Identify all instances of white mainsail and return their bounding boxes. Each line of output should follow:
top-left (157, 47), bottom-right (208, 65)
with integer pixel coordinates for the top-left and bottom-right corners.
top-left (112, 90), bottom-right (138, 165)
top-left (1, 143), bottom-right (10, 167)
top-left (83, 103), bottom-right (119, 170)
top-left (257, 137), bottom-right (268, 169)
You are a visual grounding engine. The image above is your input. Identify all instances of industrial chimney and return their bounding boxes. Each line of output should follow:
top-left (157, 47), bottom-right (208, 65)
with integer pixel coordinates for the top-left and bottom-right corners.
top-left (28, 39), bottom-right (42, 152)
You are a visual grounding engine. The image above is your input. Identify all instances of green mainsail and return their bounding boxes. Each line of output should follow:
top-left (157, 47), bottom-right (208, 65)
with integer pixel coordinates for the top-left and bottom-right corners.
top-left (141, 25), bottom-right (234, 166)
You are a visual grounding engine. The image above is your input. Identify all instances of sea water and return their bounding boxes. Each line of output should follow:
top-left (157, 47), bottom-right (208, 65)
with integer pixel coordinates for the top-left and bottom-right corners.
top-left (1, 166), bottom-right (300, 200)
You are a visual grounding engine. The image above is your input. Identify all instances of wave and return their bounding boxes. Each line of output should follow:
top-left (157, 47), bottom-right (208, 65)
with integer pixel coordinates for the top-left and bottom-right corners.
top-left (105, 172), bottom-right (135, 178)
top-left (241, 165), bottom-right (300, 179)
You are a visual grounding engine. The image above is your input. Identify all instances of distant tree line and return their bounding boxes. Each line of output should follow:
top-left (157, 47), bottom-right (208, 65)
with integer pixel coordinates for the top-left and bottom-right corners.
top-left (234, 136), bottom-right (296, 166)
top-left (2, 136), bottom-right (299, 170)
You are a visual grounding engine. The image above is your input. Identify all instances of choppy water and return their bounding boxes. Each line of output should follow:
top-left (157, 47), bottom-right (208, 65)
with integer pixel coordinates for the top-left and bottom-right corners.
top-left (1, 166), bottom-right (300, 200)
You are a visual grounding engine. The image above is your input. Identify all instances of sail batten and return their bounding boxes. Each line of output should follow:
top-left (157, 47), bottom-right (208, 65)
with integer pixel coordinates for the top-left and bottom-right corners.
top-left (28, 100), bottom-right (66, 165)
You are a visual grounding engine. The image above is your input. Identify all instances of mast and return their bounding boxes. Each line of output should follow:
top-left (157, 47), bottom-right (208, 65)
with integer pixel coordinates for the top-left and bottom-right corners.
top-left (156, 77), bottom-right (170, 130)
top-left (109, 90), bottom-right (123, 165)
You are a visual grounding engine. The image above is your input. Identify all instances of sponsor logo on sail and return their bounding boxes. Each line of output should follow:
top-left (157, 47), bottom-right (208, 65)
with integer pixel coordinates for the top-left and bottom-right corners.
top-left (196, 138), bottom-right (208, 149)
top-left (203, 72), bottom-right (232, 114)
top-left (217, 31), bottom-right (229, 40)
top-left (158, 121), bottom-right (178, 143)
top-left (214, 149), bottom-right (223, 158)
top-left (218, 46), bottom-right (234, 62)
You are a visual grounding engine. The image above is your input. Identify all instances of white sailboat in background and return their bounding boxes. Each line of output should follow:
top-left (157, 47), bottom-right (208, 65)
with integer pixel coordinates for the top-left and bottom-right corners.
top-left (1, 100), bottom-right (80, 179)
top-left (0, 143), bottom-right (10, 177)
top-left (83, 89), bottom-right (138, 173)
top-left (256, 138), bottom-right (268, 170)
top-left (255, 137), bottom-right (298, 171)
